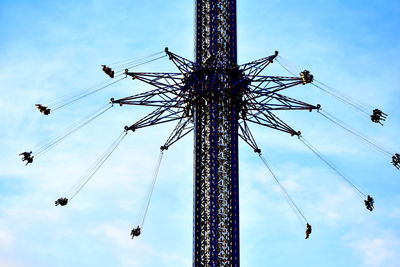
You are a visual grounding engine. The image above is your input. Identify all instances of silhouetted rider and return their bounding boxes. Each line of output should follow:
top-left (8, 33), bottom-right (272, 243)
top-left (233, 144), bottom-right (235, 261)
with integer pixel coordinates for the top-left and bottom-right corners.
top-left (364, 195), bottom-right (374, 211)
top-left (102, 65), bottom-right (115, 78)
top-left (55, 198), bottom-right (68, 206)
top-left (19, 151), bottom-right (34, 165)
top-left (130, 226), bottom-right (141, 239)
top-left (305, 223), bottom-right (312, 239)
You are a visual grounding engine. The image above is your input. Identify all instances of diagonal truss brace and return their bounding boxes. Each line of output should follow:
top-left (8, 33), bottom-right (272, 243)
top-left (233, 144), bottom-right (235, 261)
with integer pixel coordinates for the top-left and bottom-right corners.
top-left (238, 120), bottom-right (261, 152)
top-left (161, 117), bottom-right (194, 150)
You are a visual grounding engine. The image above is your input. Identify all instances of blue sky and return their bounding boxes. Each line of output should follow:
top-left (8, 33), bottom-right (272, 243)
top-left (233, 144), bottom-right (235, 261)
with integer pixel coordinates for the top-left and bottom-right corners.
top-left (1, 0), bottom-right (399, 266)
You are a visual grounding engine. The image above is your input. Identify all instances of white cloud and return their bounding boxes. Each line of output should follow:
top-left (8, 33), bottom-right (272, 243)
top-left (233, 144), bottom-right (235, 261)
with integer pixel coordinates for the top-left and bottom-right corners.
top-left (350, 236), bottom-right (400, 267)
top-left (91, 221), bottom-right (191, 267)
top-left (0, 228), bottom-right (14, 250)
top-left (0, 260), bottom-right (28, 267)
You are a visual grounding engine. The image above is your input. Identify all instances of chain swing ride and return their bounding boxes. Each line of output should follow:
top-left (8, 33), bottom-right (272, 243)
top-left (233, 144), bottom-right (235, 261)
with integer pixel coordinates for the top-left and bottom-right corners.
top-left (20, 0), bottom-right (399, 266)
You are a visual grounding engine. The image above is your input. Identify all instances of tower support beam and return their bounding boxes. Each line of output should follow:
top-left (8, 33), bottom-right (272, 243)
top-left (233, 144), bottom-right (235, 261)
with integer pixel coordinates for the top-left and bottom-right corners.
top-left (194, 0), bottom-right (240, 265)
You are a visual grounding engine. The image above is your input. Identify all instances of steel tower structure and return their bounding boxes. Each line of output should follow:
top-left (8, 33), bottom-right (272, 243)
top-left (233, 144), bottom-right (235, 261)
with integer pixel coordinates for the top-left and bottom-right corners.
top-left (193, 1), bottom-right (239, 265)
top-left (111, 0), bottom-right (318, 265)
top-left (20, 0), bottom-right (398, 265)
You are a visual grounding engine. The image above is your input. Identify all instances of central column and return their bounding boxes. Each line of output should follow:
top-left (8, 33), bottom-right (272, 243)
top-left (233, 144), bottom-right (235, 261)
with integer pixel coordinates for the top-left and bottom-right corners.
top-left (193, 0), bottom-right (239, 266)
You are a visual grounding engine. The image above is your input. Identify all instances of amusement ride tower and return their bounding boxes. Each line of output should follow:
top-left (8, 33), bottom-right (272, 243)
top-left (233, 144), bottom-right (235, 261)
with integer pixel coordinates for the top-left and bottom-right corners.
top-left (27, 0), bottom-right (398, 266)
top-left (112, 0), bottom-right (318, 265)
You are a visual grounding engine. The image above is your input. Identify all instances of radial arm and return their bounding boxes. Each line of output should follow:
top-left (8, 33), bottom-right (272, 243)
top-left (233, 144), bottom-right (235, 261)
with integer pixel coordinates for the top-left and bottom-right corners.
top-left (161, 117), bottom-right (194, 150)
top-left (247, 92), bottom-right (320, 111)
top-left (125, 106), bottom-right (184, 131)
top-left (112, 86), bottom-right (184, 108)
top-left (245, 109), bottom-right (301, 136)
top-left (125, 72), bottom-right (184, 91)
top-left (165, 48), bottom-right (196, 75)
top-left (240, 51), bottom-right (279, 77)
top-left (238, 120), bottom-right (261, 152)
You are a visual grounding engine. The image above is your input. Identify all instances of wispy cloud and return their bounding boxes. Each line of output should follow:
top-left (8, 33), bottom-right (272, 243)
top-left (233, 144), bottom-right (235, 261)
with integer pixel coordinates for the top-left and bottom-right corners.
top-left (350, 235), bottom-right (400, 267)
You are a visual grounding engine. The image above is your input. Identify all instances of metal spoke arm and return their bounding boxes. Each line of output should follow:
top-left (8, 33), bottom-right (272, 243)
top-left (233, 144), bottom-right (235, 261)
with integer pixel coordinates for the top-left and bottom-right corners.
top-left (165, 47), bottom-right (195, 74)
top-left (248, 76), bottom-right (303, 95)
top-left (238, 120), bottom-right (261, 153)
top-left (247, 92), bottom-right (321, 111)
top-left (240, 51), bottom-right (279, 77)
top-left (125, 72), bottom-right (184, 91)
top-left (245, 109), bottom-right (301, 136)
top-left (115, 99), bottom-right (182, 108)
top-left (111, 87), bottom-right (184, 108)
top-left (160, 117), bottom-right (194, 150)
top-left (125, 106), bottom-right (184, 131)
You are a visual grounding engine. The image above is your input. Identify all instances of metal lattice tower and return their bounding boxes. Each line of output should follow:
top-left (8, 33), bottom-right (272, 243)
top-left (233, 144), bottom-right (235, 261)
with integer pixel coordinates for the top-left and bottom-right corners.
top-left (193, 0), bottom-right (239, 265)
